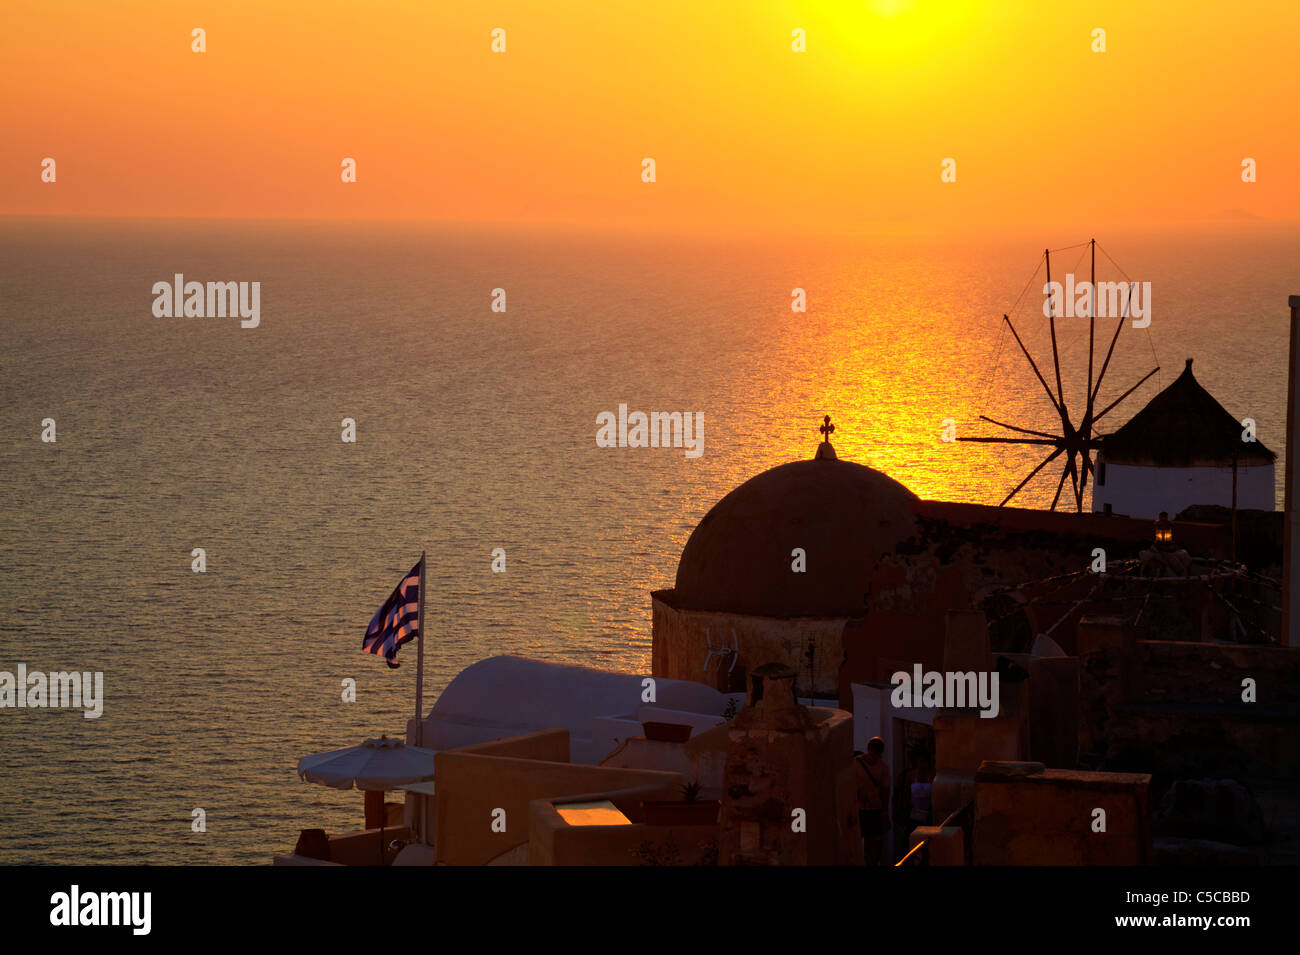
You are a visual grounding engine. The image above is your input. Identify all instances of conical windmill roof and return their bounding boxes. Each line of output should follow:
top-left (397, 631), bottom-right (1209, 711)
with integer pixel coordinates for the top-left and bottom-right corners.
top-left (1100, 359), bottom-right (1275, 467)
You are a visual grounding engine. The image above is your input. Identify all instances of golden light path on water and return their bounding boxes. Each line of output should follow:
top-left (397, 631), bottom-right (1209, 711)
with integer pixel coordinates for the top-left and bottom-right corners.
top-left (743, 235), bottom-right (1150, 507)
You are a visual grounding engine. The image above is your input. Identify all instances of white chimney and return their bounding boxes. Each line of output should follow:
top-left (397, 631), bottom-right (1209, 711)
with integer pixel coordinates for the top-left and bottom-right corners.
top-left (1285, 295), bottom-right (1300, 647)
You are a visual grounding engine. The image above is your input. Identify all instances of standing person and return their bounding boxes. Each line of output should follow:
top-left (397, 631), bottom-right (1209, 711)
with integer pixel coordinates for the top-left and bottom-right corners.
top-left (854, 737), bottom-right (891, 865)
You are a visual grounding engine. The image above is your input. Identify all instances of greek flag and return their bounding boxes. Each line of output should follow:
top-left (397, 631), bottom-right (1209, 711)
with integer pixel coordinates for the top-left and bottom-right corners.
top-left (361, 559), bottom-right (422, 668)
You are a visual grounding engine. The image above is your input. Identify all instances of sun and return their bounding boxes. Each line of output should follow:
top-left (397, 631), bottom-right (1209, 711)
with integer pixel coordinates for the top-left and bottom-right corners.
top-left (867, 0), bottom-right (917, 15)
top-left (793, 0), bottom-right (991, 73)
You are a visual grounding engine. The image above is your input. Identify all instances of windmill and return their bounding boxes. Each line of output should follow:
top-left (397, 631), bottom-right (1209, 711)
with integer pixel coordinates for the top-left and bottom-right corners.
top-left (959, 239), bottom-right (1159, 512)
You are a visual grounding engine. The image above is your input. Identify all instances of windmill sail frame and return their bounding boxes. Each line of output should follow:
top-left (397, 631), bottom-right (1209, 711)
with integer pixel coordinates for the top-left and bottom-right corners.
top-left (959, 239), bottom-right (1159, 512)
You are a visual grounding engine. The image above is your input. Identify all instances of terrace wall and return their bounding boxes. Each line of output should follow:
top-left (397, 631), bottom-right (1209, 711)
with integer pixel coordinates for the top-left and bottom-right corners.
top-left (973, 761), bottom-right (1152, 865)
top-left (432, 729), bottom-right (682, 865)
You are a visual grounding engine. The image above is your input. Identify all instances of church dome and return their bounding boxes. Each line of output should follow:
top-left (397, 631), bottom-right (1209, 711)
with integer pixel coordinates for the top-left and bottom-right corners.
top-left (673, 440), bottom-right (919, 618)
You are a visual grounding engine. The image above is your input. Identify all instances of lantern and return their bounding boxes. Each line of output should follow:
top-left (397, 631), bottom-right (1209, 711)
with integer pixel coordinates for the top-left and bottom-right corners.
top-left (1154, 512), bottom-right (1174, 548)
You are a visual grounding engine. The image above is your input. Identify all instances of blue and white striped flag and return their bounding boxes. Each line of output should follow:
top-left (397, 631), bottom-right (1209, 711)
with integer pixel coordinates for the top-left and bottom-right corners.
top-left (361, 559), bottom-right (422, 668)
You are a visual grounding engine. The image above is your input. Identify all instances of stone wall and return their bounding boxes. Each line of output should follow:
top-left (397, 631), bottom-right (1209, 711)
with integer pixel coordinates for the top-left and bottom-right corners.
top-left (651, 591), bottom-right (848, 698)
top-left (432, 729), bottom-right (682, 865)
top-left (1130, 641), bottom-right (1300, 705)
top-left (1079, 639), bottom-right (1300, 779)
top-left (932, 681), bottom-right (1031, 823)
top-left (1028, 655), bottom-right (1080, 768)
top-left (719, 665), bottom-right (861, 866)
top-left (838, 501), bottom-right (1242, 705)
top-left (973, 761), bottom-right (1152, 865)
top-left (530, 807), bottom-right (718, 866)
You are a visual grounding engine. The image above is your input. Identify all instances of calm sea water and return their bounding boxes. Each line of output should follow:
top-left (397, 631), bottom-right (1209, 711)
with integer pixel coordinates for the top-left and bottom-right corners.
top-left (1, 218), bottom-right (1295, 864)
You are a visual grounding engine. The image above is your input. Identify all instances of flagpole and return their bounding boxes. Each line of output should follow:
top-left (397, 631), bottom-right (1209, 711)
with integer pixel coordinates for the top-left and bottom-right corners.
top-left (415, 551), bottom-right (426, 748)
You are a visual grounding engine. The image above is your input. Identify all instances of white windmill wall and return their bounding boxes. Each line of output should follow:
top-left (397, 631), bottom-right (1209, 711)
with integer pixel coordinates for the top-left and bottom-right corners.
top-left (1091, 459), bottom-right (1275, 519)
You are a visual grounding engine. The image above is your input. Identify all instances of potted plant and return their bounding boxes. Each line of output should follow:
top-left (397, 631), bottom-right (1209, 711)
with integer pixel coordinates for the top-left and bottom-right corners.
top-left (641, 779), bottom-right (721, 826)
top-left (641, 720), bottom-right (693, 743)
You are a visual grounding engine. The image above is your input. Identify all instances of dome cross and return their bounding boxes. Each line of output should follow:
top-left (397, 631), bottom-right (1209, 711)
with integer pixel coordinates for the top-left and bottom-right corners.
top-left (819, 415), bottom-right (835, 443)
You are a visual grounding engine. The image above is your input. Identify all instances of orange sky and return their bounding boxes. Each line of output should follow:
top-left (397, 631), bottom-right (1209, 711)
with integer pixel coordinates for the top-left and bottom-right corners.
top-left (3, 0), bottom-right (1297, 234)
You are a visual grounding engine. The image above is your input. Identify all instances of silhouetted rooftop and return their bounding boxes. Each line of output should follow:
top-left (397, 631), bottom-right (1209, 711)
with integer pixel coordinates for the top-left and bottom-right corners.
top-left (1101, 359), bottom-right (1275, 467)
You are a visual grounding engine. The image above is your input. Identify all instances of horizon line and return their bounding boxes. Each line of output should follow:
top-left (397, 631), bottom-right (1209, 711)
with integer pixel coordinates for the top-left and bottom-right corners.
top-left (4, 211), bottom-right (1297, 243)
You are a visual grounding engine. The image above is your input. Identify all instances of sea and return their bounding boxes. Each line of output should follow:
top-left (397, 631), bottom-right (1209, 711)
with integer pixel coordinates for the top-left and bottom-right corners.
top-left (1, 217), bottom-right (1295, 863)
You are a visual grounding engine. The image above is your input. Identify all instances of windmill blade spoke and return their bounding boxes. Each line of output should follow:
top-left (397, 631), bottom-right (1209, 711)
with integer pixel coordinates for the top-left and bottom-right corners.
top-left (978, 415), bottom-right (1059, 440)
top-left (957, 437), bottom-right (1061, 445)
top-left (1045, 250), bottom-right (1066, 408)
top-left (971, 246), bottom-right (1146, 516)
top-left (1003, 315), bottom-right (1064, 416)
top-left (1090, 285), bottom-right (1136, 406)
top-left (1050, 461), bottom-right (1071, 511)
top-left (1086, 238), bottom-right (1097, 423)
top-left (1092, 366), bottom-right (1161, 423)
top-left (1000, 446), bottom-right (1065, 507)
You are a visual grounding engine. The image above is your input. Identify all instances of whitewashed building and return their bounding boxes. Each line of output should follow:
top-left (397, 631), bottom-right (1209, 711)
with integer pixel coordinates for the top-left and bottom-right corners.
top-left (1092, 359), bottom-right (1276, 519)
